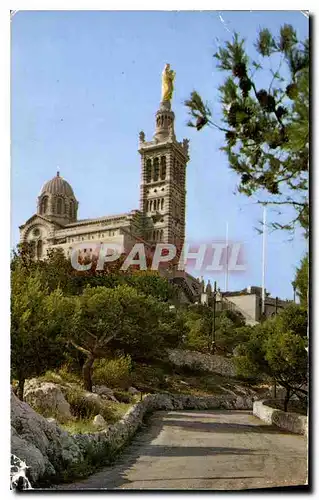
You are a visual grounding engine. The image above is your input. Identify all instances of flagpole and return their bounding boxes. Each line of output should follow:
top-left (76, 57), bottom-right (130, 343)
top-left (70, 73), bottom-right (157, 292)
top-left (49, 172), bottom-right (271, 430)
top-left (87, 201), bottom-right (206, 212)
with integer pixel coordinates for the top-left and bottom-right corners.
top-left (262, 206), bottom-right (267, 314)
top-left (225, 221), bottom-right (229, 292)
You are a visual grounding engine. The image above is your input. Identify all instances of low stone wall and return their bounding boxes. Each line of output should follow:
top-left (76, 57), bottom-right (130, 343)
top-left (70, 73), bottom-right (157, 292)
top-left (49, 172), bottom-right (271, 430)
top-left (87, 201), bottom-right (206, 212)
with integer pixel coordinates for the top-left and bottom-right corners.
top-left (167, 348), bottom-right (236, 377)
top-left (11, 389), bottom-right (252, 487)
top-left (253, 400), bottom-right (308, 436)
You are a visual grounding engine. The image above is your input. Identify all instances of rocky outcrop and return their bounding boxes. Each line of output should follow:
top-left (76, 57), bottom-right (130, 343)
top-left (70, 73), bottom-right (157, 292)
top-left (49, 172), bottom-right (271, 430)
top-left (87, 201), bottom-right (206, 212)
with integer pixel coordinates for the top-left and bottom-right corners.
top-left (253, 400), bottom-right (308, 436)
top-left (11, 389), bottom-right (83, 484)
top-left (92, 385), bottom-right (118, 402)
top-left (168, 349), bottom-right (236, 377)
top-left (24, 379), bottom-right (72, 422)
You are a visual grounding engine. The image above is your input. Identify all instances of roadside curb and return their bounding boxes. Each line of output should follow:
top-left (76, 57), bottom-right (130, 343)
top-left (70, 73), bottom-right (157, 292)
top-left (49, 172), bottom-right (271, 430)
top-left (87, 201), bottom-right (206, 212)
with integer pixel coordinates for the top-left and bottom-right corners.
top-left (253, 399), bottom-right (307, 436)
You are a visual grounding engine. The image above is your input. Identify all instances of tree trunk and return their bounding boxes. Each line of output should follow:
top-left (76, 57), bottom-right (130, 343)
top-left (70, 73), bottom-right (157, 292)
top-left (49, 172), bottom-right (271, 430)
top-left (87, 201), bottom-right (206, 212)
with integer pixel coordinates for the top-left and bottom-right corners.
top-left (272, 380), bottom-right (277, 399)
top-left (17, 377), bottom-right (25, 401)
top-left (82, 355), bottom-right (95, 392)
top-left (283, 388), bottom-right (291, 412)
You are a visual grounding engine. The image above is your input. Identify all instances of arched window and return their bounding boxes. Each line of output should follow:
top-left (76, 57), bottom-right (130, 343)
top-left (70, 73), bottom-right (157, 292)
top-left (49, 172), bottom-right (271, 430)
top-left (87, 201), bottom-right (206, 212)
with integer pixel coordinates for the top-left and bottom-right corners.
top-left (176, 163), bottom-right (180, 183)
top-left (175, 163), bottom-right (179, 183)
top-left (161, 198), bottom-right (164, 211)
top-left (57, 197), bottom-right (63, 215)
top-left (69, 200), bottom-right (74, 219)
top-left (153, 158), bottom-right (159, 181)
top-left (160, 157), bottom-right (166, 180)
top-left (146, 159), bottom-right (152, 183)
top-left (40, 196), bottom-right (48, 214)
top-left (160, 230), bottom-right (163, 241)
top-left (36, 240), bottom-right (43, 259)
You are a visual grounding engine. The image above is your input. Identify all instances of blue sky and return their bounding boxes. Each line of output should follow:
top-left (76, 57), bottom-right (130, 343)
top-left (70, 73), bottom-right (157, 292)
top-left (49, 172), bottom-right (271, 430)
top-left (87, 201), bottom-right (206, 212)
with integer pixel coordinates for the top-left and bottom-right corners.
top-left (11, 10), bottom-right (308, 299)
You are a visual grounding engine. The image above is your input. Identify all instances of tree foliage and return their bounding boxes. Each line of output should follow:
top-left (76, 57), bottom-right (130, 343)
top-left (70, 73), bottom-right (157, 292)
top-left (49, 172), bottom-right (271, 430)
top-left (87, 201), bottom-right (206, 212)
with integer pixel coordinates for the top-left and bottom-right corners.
top-left (11, 266), bottom-right (68, 399)
top-left (235, 304), bottom-right (308, 410)
top-left (64, 284), bottom-right (182, 391)
top-left (292, 254), bottom-right (308, 308)
top-left (182, 305), bottom-right (246, 353)
top-left (185, 24), bottom-right (309, 233)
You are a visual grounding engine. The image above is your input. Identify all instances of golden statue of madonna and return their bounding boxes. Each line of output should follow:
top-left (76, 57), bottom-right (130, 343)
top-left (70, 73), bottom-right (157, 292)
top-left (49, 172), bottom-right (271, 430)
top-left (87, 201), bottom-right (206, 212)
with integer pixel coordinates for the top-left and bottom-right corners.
top-left (161, 63), bottom-right (175, 102)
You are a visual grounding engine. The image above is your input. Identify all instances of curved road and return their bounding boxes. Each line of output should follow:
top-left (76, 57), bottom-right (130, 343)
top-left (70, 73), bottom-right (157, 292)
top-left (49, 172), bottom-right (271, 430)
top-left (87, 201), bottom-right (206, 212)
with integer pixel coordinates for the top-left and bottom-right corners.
top-left (59, 410), bottom-right (308, 490)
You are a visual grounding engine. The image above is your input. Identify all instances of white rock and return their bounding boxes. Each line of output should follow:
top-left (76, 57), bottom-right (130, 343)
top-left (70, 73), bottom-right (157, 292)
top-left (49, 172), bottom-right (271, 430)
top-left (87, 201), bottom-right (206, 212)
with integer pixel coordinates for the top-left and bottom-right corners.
top-left (92, 385), bottom-right (114, 397)
top-left (24, 379), bottom-right (72, 422)
top-left (46, 418), bottom-right (57, 425)
top-left (93, 414), bottom-right (107, 429)
top-left (128, 386), bottom-right (139, 395)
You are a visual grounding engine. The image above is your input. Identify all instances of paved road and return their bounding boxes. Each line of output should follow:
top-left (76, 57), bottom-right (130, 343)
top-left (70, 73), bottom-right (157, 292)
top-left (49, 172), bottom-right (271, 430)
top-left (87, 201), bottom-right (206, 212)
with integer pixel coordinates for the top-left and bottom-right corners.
top-left (58, 410), bottom-right (308, 490)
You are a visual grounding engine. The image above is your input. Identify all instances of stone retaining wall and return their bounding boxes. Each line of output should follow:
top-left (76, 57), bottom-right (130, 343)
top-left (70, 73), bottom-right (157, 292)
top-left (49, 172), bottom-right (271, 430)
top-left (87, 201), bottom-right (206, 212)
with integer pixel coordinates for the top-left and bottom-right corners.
top-left (253, 399), bottom-right (308, 436)
top-left (167, 349), bottom-right (236, 377)
top-left (11, 389), bottom-right (252, 487)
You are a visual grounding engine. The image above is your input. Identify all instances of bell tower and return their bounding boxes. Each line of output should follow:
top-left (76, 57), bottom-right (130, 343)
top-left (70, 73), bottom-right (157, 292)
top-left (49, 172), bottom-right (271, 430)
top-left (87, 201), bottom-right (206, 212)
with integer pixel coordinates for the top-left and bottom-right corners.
top-left (138, 73), bottom-right (189, 252)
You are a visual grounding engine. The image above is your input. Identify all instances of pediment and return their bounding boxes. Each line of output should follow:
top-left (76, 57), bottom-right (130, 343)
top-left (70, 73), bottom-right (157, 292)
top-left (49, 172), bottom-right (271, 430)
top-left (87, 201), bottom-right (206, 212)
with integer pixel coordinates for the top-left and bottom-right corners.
top-left (20, 214), bottom-right (61, 230)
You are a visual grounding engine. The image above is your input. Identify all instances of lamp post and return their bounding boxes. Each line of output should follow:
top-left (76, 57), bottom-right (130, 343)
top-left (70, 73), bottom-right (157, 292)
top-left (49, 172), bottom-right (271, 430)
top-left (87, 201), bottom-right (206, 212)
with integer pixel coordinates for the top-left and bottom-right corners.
top-left (272, 296), bottom-right (279, 399)
top-left (210, 281), bottom-right (217, 354)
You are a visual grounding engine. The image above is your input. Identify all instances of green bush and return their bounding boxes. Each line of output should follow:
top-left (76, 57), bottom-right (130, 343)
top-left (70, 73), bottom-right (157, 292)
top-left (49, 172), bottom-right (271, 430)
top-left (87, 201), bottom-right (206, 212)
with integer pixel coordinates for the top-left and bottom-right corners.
top-left (58, 364), bottom-right (82, 384)
top-left (66, 388), bottom-right (101, 419)
top-left (92, 355), bottom-right (132, 389)
top-left (113, 390), bottom-right (134, 404)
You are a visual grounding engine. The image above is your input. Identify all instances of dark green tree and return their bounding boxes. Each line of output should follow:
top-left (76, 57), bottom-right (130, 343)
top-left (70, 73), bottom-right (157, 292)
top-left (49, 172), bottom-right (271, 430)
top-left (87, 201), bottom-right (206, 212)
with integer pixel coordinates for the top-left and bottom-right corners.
top-left (66, 285), bottom-right (181, 391)
top-left (185, 24), bottom-right (309, 233)
top-left (235, 305), bottom-right (308, 410)
top-left (292, 254), bottom-right (308, 308)
top-left (11, 268), bottom-right (68, 400)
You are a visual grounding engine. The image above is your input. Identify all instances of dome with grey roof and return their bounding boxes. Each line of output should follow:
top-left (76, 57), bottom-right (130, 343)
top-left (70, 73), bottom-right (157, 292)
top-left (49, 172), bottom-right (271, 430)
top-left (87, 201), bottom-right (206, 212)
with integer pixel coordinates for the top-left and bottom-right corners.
top-left (37, 171), bottom-right (78, 224)
top-left (40, 171), bottom-right (75, 197)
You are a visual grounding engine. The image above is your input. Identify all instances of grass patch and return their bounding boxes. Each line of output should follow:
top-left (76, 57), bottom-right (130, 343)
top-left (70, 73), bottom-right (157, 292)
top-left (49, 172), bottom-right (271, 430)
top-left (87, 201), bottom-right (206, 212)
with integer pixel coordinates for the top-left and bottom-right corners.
top-left (38, 366), bottom-right (82, 386)
top-left (60, 399), bottom-right (132, 435)
top-left (60, 419), bottom-right (100, 435)
top-left (105, 401), bottom-right (132, 422)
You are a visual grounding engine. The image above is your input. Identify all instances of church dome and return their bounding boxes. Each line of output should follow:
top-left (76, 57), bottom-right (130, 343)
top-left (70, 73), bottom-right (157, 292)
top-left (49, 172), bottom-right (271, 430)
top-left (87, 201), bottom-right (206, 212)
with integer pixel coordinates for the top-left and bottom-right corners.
top-left (37, 171), bottom-right (78, 224)
top-left (40, 172), bottom-right (75, 197)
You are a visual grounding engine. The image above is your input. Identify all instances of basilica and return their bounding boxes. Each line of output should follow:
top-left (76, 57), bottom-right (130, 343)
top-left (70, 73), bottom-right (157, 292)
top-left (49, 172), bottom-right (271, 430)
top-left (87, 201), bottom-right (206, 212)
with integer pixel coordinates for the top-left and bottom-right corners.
top-left (19, 65), bottom-right (202, 299)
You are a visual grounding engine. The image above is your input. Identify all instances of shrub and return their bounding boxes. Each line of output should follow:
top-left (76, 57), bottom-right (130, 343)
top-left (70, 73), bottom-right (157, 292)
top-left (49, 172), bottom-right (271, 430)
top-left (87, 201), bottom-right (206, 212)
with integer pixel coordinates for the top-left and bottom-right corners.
top-left (113, 390), bottom-right (134, 404)
top-left (58, 365), bottom-right (82, 385)
top-left (92, 355), bottom-right (132, 389)
top-left (38, 370), bottom-right (64, 385)
top-left (66, 388), bottom-right (101, 419)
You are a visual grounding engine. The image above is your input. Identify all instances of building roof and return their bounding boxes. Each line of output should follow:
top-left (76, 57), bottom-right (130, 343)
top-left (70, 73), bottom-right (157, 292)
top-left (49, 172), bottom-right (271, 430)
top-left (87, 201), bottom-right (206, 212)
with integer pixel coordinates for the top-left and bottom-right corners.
top-left (64, 211), bottom-right (134, 228)
top-left (40, 172), bottom-right (75, 197)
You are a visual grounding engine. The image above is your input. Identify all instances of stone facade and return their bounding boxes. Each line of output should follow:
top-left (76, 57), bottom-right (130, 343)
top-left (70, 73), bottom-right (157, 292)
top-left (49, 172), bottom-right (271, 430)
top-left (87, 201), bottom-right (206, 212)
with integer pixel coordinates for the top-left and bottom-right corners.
top-left (223, 287), bottom-right (293, 322)
top-left (139, 100), bottom-right (189, 250)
